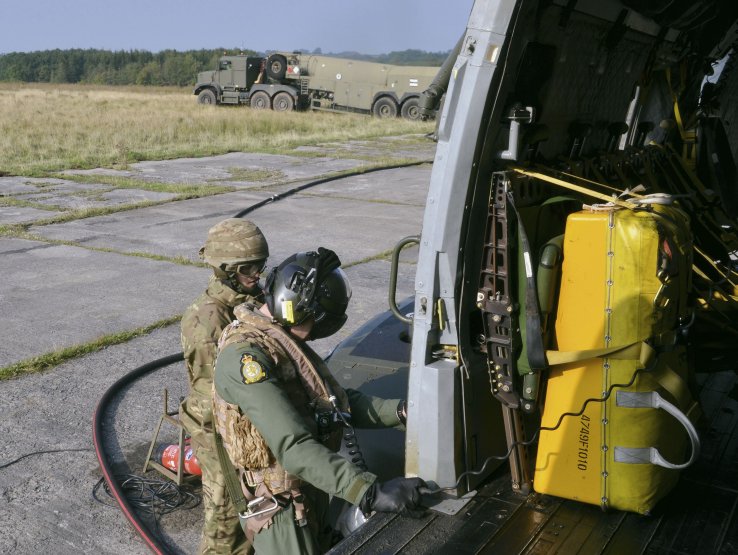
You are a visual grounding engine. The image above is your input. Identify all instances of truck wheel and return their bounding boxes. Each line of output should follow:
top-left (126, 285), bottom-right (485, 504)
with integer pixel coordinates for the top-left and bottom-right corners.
top-left (400, 98), bottom-right (420, 120)
top-left (272, 92), bottom-right (295, 112)
top-left (266, 54), bottom-right (288, 81)
top-left (197, 89), bottom-right (217, 105)
top-left (372, 97), bottom-right (398, 118)
top-left (250, 91), bottom-right (271, 110)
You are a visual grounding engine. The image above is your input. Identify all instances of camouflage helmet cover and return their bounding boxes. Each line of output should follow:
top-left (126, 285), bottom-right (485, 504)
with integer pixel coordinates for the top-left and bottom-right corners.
top-left (200, 218), bottom-right (269, 270)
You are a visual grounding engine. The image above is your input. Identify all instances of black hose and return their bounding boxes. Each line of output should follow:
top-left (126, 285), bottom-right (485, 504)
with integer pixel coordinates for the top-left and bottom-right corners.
top-left (92, 353), bottom-right (183, 555)
top-left (233, 159), bottom-right (433, 218)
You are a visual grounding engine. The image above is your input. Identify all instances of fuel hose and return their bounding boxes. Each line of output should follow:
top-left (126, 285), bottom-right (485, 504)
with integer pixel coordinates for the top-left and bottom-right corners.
top-left (92, 353), bottom-right (183, 555)
top-left (92, 158), bottom-right (432, 553)
top-left (233, 159), bottom-right (432, 218)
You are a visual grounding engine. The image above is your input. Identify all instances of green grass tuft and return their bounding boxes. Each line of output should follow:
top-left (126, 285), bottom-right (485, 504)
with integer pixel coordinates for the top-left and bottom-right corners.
top-left (0, 315), bottom-right (183, 380)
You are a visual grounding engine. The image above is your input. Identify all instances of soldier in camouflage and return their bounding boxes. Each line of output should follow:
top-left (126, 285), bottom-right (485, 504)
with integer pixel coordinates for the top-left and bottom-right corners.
top-left (212, 248), bottom-right (426, 554)
top-left (180, 218), bottom-right (269, 555)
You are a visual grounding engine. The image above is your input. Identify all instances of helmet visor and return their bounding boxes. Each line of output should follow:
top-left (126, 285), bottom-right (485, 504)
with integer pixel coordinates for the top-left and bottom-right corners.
top-left (310, 312), bottom-right (348, 340)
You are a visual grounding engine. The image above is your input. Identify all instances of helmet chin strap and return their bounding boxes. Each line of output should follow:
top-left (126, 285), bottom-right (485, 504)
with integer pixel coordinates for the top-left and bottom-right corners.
top-left (214, 268), bottom-right (255, 296)
top-left (213, 267), bottom-right (229, 279)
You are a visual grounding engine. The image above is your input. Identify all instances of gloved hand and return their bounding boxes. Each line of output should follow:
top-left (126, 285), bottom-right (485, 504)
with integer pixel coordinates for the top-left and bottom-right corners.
top-left (359, 477), bottom-right (427, 518)
top-left (396, 400), bottom-right (407, 425)
top-left (316, 247), bottom-right (341, 280)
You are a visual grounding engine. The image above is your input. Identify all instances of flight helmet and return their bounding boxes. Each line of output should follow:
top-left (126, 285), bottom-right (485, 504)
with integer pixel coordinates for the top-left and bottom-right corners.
top-left (265, 248), bottom-right (351, 340)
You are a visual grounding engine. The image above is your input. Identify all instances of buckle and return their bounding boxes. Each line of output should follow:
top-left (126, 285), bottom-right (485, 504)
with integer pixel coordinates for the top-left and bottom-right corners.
top-left (238, 496), bottom-right (279, 520)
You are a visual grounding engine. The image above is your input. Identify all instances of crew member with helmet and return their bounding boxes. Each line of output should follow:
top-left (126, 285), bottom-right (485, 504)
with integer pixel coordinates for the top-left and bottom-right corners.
top-left (180, 218), bottom-right (269, 555)
top-left (212, 247), bottom-right (426, 554)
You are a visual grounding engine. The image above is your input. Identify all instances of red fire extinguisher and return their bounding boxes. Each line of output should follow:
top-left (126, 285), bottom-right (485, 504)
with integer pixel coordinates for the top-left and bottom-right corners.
top-left (154, 442), bottom-right (202, 476)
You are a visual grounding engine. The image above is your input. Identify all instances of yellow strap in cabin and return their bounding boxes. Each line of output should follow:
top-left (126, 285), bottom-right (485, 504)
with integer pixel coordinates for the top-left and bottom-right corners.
top-left (511, 168), bottom-right (639, 210)
top-left (665, 66), bottom-right (697, 166)
top-left (545, 340), bottom-right (654, 368)
top-left (547, 341), bottom-right (700, 423)
top-left (555, 168), bottom-right (646, 198)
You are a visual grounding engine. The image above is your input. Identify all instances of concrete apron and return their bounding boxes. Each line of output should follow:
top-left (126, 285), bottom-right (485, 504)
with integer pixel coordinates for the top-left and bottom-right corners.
top-left (0, 143), bottom-right (431, 554)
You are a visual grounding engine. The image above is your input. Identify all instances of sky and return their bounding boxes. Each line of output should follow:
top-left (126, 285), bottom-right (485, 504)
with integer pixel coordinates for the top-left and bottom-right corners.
top-left (0, 1), bottom-right (474, 56)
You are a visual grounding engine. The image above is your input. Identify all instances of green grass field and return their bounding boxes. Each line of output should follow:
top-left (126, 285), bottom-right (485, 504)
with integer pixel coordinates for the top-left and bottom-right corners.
top-left (0, 83), bottom-right (434, 176)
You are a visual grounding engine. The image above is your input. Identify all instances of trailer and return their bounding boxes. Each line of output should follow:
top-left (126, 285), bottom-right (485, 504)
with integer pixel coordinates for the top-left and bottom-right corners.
top-left (193, 52), bottom-right (439, 119)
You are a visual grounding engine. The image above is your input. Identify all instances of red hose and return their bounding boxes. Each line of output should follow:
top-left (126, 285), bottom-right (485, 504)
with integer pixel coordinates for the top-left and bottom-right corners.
top-left (92, 353), bottom-right (183, 555)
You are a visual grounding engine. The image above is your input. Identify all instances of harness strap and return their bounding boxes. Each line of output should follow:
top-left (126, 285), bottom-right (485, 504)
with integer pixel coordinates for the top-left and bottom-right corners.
top-left (260, 319), bottom-right (334, 400)
top-left (215, 430), bottom-right (307, 540)
top-left (214, 430), bottom-right (249, 514)
top-left (243, 468), bottom-right (302, 494)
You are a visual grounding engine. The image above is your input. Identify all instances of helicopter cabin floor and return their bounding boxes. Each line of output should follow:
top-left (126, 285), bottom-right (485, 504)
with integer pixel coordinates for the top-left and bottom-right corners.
top-left (328, 369), bottom-right (738, 555)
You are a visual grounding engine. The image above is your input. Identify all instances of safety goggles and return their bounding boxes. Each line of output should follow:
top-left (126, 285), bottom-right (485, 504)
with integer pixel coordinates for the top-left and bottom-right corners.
top-left (235, 260), bottom-right (268, 277)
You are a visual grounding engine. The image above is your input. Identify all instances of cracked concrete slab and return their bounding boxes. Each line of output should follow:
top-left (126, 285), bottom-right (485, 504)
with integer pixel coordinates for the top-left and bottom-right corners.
top-left (0, 237), bottom-right (208, 367)
top-left (30, 174), bottom-right (426, 267)
top-left (1, 177), bottom-right (181, 221)
top-left (252, 194), bottom-right (425, 265)
top-left (28, 189), bottom-right (273, 260)
top-left (294, 135), bottom-right (434, 160)
top-left (268, 163), bottom-right (432, 206)
top-left (0, 205), bottom-right (60, 224)
top-left (16, 189), bottom-right (178, 211)
top-left (0, 325), bottom-right (192, 555)
top-left (65, 152), bottom-right (369, 186)
top-left (8, 157), bottom-right (429, 368)
top-left (11, 179), bottom-right (111, 195)
top-left (1, 179), bottom-right (42, 195)
top-left (1, 176), bottom-right (82, 195)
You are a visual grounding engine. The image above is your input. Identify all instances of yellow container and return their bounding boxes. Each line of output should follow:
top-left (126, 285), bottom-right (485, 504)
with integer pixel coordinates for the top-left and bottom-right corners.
top-left (534, 205), bottom-right (699, 514)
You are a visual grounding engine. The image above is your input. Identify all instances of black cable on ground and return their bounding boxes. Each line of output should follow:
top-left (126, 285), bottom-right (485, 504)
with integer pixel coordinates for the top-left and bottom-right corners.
top-left (0, 448), bottom-right (92, 470)
top-left (93, 474), bottom-right (200, 519)
top-left (233, 159), bottom-right (433, 218)
top-left (92, 353), bottom-right (183, 555)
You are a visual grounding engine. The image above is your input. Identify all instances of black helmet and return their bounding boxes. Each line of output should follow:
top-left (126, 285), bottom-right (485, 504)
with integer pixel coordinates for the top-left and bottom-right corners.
top-left (265, 248), bottom-right (351, 340)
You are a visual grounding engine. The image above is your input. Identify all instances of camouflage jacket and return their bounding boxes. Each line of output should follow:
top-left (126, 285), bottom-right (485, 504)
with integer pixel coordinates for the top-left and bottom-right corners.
top-left (180, 275), bottom-right (262, 431)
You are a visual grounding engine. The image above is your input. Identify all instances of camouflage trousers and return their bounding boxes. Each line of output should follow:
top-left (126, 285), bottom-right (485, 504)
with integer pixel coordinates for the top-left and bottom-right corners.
top-left (183, 406), bottom-right (252, 555)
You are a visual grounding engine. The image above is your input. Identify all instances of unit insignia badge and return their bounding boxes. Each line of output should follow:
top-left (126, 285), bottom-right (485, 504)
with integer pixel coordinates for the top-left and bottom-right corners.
top-left (240, 354), bottom-right (266, 384)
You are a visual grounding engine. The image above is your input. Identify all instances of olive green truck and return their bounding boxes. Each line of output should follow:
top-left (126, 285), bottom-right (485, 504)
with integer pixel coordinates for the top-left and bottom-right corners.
top-left (193, 52), bottom-right (439, 119)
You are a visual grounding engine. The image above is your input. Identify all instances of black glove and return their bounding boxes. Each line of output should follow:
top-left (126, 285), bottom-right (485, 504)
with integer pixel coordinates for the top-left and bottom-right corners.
top-left (359, 477), bottom-right (427, 518)
top-left (316, 247), bottom-right (341, 280)
top-left (396, 400), bottom-right (407, 426)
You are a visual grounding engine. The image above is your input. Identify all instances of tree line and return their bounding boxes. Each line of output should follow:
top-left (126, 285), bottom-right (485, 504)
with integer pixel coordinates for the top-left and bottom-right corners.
top-left (0, 48), bottom-right (449, 86)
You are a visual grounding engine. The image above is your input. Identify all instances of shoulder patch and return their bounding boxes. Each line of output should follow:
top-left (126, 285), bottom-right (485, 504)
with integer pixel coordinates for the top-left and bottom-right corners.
top-left (240, 353), bottom-right (268, 384)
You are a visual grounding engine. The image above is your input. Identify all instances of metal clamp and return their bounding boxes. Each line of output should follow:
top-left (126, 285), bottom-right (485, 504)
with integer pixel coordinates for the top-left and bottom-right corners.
top-left (239, 496), bottom-right (280, 520)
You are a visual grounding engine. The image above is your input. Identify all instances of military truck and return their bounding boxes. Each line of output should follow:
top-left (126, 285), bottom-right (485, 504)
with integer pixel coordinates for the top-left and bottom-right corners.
top-left (193, 52), bottom-right (439, 119)
top-left (323, 0), bottom-right (738, 553)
